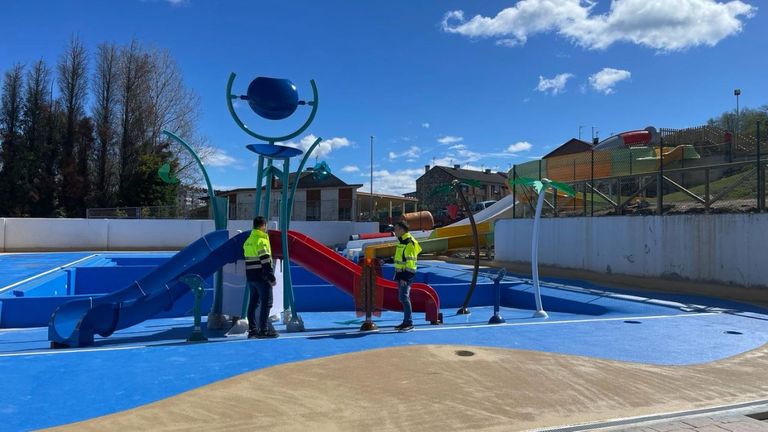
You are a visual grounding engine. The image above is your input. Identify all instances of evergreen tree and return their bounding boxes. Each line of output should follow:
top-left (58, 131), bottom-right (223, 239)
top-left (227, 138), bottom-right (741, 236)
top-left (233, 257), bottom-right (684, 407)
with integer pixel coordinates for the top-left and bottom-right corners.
top-left (21, 60), bottom-right (54, 217)
top-left (1, 39), bottom-right (204, 217)
top-left (0, 64), bottom-right (25, 216)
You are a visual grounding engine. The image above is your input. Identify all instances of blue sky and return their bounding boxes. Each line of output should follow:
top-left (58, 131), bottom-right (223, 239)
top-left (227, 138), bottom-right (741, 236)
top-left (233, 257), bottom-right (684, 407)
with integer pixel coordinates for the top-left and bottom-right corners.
top-left (1, 0), bottom-right (765, 195)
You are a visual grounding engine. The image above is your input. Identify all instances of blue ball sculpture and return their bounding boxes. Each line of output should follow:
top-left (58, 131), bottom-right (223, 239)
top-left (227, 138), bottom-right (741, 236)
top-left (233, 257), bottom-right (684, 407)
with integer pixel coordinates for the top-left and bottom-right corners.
top-left (246, 77), bottom-right (299, 120)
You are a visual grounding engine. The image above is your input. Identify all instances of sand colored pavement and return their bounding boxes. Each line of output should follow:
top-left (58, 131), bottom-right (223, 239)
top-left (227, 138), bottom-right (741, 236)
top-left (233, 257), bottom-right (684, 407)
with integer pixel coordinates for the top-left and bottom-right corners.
top-left (48, 343), bottom-right (768, 431)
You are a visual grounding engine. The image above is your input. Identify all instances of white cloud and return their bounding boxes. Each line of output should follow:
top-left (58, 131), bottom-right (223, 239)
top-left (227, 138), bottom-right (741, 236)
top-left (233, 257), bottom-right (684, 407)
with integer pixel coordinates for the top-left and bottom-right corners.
top-left (426, 140), bottom-right (535, 175)
top-left (211, 184), bottom-right (243, 191)
top-left (536, 73), bottom-right (574, 95)
top-left (341, 165), bottom-right (360, 173)
top-left (203, 148), bottom-right (240, 168)
top-left (437, 135), bottom-right (464, 145)
top-left (421, 122), bottom-right (430, 129)
top-left (389, 146), bottom-right (422, 160)
top-left (442, 0), bottom-right (756, 51)
top-left (359, 168), bottom-right (424, 196)
top-left (280, 134), bottom-right (351, 159)
top-left (506, 141), bottom-right (533, 153)
top-left (589, 68), bottom-right (631, 94)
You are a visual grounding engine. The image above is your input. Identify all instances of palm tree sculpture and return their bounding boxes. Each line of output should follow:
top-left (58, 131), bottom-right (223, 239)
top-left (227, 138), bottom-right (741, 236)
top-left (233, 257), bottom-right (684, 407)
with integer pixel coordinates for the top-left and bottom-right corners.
top-left (508, 177), bottom-right (575, 318)
top-left (430, 178), bottom-right (482, 314)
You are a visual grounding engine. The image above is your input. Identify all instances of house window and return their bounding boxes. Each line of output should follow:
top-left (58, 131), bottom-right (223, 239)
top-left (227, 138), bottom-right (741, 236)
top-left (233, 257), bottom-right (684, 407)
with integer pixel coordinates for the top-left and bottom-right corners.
top-left (306, 189), bottom-right (321, 221)
top-left (338, 188), bottom-right (352, 221)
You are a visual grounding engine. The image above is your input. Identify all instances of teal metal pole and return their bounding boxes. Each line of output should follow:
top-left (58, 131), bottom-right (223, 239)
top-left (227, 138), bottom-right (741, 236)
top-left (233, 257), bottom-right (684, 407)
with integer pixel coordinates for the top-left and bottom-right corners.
top-left (281, 158), bottom-right (304, 332)
top-left (281, 159), bottom-right (295, 314)
top-left (162, 130), bottom-right (227, 323)
top-left (262, 159), bottom-right (273, 219)
top-left (287, 137), bottom-right (323, 229)
top-left (162, 130), bottom-right (224, 228)
top-left (254, 155), bottom-right (265, 218)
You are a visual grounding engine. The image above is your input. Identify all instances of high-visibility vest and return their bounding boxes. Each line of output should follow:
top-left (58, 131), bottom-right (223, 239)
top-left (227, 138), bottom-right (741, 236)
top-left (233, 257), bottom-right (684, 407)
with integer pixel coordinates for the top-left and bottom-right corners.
top-left (243, 229), bottom-right (272, 271)
top-left (394, 232), bottom-right (421, 274)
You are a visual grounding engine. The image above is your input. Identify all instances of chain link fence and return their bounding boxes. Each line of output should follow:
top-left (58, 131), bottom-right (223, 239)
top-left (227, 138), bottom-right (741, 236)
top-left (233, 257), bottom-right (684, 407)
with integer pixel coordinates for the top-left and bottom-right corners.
top-left (86, 205), bottom-right (205, 219)
top-left (234, 198), bottom-right (358, 221)
top-left (511, 123), bottom-right (766, 218)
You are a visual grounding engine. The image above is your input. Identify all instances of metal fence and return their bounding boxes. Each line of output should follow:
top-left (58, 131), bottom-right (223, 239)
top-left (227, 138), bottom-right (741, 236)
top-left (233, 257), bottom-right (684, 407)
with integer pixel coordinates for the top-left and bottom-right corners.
top-left (511, 123), bottom-right (766, 217)
top-left (234, 198), bottom-right (358, 221)
top-left (86, 205), bottom-right (204, 219)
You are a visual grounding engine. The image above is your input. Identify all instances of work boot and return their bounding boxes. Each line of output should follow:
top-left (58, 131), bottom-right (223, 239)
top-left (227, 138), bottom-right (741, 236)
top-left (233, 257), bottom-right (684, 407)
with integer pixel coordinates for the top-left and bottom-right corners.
top-left (258, 327), bottom-right (279, 339)
top-left (394, 322), bottom-right (414, 332)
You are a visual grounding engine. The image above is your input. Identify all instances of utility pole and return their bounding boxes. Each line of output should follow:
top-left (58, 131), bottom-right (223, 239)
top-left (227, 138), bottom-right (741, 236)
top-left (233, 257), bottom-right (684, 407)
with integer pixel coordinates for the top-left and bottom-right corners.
top-left (370, 135), bottom-right (374, 221)
top-left (734, 89), bottom-right (741, 154)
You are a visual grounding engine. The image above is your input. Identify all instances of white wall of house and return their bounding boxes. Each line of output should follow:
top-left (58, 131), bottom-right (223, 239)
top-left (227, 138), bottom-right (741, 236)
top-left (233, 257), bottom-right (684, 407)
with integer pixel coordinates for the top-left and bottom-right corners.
top-left (224, 188), bottom-right (356, 222)
top-left (320, 189), bottom-right (338, 221)
top-left (494, 214), bottom-right (768, 288)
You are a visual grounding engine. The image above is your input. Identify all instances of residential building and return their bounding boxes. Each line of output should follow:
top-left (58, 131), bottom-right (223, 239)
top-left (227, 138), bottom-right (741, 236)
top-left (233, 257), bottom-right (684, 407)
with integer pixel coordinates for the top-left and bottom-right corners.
top-left (356, 191), bottom-right (419, 223)
top-left (214, 168), bottom-right (363, 221)
top-left (415, 165), bottom-right (509, 214)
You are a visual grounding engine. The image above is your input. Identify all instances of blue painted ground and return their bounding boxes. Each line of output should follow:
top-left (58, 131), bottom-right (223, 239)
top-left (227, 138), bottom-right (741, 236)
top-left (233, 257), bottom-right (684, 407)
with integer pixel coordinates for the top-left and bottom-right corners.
top-left (1, 253), bottom-right (767, 431)
top-left (0, 253), bottom-right (92, 289)
top-left (1, 286), bottom-right (767, 431)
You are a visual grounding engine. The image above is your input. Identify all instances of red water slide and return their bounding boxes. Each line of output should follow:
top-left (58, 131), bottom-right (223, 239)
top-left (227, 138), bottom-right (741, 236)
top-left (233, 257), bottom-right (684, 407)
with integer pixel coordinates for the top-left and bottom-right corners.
top-left (269, 230), bottom-right (441, 324)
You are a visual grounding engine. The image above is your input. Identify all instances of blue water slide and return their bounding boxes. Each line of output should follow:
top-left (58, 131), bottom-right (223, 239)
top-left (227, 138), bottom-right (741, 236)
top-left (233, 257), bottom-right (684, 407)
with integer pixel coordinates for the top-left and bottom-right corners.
top-left (48, 230), bottom-right (250, 348)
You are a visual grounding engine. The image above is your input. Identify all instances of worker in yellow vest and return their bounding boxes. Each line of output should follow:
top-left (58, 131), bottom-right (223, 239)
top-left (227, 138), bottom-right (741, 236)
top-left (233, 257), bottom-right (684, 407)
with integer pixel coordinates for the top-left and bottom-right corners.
top-left (393, 220), bottom-right (421, 332)
top-left (243, 216), bottom-right (278, 339)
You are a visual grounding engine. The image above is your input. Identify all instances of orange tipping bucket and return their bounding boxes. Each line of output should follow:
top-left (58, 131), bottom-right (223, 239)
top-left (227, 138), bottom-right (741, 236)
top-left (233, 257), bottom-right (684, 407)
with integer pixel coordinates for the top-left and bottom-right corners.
top-left (400, 211), bottom-right (434, 231)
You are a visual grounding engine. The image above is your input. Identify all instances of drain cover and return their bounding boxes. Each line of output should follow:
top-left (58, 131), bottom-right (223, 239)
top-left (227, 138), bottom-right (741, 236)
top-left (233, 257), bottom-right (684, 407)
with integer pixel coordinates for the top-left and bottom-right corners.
top-left (455, 350), bottom-right (475, 357)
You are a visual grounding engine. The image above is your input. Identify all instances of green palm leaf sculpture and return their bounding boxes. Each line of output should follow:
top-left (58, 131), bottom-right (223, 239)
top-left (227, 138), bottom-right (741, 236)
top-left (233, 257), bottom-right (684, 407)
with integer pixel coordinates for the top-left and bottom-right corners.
top-left (508, 177), bottom-right (575, 318)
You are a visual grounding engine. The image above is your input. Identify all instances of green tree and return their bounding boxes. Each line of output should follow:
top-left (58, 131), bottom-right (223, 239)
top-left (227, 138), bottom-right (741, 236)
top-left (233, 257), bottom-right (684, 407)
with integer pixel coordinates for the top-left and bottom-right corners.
top-left (121, 153), bottom-right (178, 209)
top-left (708, 105), bottom-right (768, 144)
top-left (0, 64), bottom-right (25, 216)
top-left (21, 60), bottom-right (55, 217)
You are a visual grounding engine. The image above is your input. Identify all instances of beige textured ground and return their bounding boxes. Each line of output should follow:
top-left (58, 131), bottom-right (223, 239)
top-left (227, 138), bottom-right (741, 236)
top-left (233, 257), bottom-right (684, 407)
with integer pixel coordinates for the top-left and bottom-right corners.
top-left (48, 342), bottom-right (768, 432)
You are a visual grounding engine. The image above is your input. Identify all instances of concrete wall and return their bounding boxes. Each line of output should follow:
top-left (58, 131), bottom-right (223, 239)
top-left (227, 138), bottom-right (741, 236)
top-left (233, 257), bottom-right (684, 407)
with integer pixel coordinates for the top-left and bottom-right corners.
top-left (495, 214), bottom-right (768, 288)
top-left (0, 219), bottom-right (378, 252)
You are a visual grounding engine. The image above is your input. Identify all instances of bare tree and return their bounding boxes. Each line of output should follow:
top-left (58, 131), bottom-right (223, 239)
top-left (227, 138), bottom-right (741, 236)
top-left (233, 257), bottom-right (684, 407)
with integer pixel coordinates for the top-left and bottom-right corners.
top-left (57, 36), bottom-right (90, 216)
top-left (145, 47), bottom-right (208, 189)
top-left (92, 43), bottom-right (120, 207)
top-left (116, 39), bottom-right (152, 205)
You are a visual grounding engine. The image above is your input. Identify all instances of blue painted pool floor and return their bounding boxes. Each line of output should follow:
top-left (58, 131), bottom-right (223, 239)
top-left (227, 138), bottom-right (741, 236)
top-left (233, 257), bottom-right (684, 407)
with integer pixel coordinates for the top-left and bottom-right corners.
top-left (2, 258), bottom-right (768, 431)
top-left (1, 299), bottom-right (768, 431)
top-left (0, 252), bottom-right (93, 288)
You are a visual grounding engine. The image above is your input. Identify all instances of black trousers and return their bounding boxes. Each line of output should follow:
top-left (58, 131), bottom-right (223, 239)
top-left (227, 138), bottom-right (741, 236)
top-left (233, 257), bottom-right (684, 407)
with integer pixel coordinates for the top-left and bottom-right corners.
top-left (247, 279), bottom-right (273, 331)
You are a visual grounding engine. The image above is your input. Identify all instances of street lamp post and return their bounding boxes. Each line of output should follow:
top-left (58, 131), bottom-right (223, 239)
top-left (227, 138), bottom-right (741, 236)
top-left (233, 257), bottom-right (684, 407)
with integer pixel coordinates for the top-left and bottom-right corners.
top-left (734, 89), bottom-right (741, 155)
top-left (370, 135), bottom-right (374, 222)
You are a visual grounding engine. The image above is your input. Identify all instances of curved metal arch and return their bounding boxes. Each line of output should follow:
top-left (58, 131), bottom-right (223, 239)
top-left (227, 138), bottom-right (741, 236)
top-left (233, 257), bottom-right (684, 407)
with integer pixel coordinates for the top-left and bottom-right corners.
top-left (226, 72), bottom-right (319, 143)
top-left (162, 130), bottom-right (223, 227)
